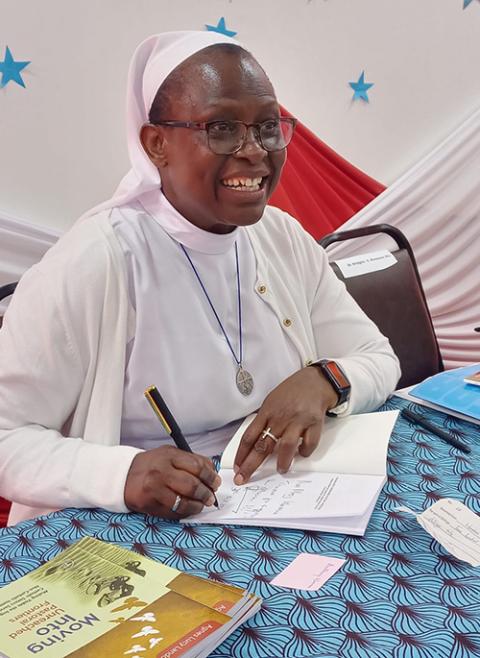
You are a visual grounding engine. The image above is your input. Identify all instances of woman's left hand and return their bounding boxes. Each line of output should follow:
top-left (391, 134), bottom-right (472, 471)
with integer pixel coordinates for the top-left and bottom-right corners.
top-left (233, 366), bottom-right (339, 484)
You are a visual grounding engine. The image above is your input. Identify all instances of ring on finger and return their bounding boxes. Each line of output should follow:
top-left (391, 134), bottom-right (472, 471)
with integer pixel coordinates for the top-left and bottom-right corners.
top-left (255, 427), bottom-right (279, 453)
top-left (261, 427), bottom-right (279, 443)
top-left (171, 494), bottom-right (182, 513)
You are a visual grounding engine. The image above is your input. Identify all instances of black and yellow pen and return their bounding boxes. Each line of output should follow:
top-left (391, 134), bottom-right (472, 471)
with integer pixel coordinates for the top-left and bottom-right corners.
top-left (144, 385), bottom-right (219, 507)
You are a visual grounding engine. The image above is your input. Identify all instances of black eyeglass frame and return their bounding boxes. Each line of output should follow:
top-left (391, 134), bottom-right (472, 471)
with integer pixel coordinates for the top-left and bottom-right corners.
top-left (150, 117), bottom-right (297, 154)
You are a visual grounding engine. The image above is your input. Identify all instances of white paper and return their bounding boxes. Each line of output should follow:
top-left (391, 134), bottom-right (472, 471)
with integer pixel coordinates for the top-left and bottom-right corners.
top-left (333, 250), bottom-right (397, 279)
top-left (269, 553), bottom-right (346, 591)
top-left (416, 498), bottom-right (480, 567)
top-left (240, 490), bottom-right (383, 536)
top-left (187, 470), bottom-right (385, 523)
top-left (220, 410), bottom-right (399, 476)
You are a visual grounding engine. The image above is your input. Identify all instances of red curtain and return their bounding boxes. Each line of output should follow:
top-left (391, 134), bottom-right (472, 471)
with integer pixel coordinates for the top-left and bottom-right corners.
top-left (0, 499), bottom-right (9, 526)
top-left (269, 106), bottom-right (386, 240)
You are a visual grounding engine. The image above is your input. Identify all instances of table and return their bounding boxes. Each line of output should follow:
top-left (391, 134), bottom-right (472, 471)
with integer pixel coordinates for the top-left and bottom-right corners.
top-left (1, 396), bottom-right (480, 658)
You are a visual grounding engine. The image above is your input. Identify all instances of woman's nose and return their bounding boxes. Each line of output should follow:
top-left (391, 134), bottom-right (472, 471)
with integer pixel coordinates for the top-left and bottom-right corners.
top-left (233, 127), bottom-right (267, 161)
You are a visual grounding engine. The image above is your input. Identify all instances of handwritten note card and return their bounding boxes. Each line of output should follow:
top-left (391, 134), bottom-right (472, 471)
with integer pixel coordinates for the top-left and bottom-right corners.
top-left (270, 553), bottom-right (345, 590)
top-left (399, 498), bottom-right (480, 567)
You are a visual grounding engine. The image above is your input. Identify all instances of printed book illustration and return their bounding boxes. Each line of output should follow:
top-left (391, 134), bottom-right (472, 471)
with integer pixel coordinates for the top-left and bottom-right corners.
top-left (0, 536), bottom-right (260, 658)
top-left (184, 410), bottom-right (399, 536)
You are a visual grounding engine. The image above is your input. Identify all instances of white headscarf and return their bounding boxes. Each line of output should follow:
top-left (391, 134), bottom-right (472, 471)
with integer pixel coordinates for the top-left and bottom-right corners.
top-left (83, 30), bottom-right (241, 219)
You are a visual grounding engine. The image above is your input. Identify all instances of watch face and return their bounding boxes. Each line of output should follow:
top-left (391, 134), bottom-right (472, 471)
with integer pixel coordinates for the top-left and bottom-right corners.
top-left (326, 361), bottom-right (350, 390)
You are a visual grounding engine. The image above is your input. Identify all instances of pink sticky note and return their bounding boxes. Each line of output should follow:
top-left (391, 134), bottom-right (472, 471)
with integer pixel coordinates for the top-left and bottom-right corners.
top-left (270, 553), bottom-right (345, 591)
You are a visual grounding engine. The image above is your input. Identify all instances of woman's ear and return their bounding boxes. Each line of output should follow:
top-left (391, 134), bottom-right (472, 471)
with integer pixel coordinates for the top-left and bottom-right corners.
top-left (140, 124), bottom-right (168, 168)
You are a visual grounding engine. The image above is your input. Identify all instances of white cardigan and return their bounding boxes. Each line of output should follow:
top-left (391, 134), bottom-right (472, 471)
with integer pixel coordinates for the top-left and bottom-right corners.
top-left (0, 206), bottom-right (400, 525)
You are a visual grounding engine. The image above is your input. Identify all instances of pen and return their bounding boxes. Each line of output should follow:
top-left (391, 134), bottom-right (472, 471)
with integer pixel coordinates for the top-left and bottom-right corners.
top-left (401, 408), bottom-right (471, 454)
top-left (144, 385), bottom-right (219, 508)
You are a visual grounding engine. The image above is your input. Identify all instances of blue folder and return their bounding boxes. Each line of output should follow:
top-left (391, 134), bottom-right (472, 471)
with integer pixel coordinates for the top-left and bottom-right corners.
top-left (409, 363), bottom-right (480, 421)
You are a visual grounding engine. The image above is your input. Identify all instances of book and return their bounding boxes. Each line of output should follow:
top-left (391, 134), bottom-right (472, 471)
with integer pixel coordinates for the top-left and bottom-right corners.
top-left (184, 410), bottom-right (399, 536)
top-left (464, 370), bottom-right (480, 387)
top-left (0, 536), bottom-right (260, 658)
top-left (405, 364), bottom-right (480, 423)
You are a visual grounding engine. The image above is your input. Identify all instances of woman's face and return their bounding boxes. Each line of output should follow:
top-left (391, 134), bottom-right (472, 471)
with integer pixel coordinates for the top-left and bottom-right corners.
top-left (149, 51), bottom-right (286, 234)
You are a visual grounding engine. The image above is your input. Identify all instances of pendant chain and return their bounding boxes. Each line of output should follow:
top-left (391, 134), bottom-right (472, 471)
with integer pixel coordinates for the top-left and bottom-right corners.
top-left (180, 242), bottom-right (243, 367)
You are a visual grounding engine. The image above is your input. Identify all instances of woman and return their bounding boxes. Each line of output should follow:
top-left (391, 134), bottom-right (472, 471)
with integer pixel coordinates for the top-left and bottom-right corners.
top-left (0, 31), bottom-right (400, 525)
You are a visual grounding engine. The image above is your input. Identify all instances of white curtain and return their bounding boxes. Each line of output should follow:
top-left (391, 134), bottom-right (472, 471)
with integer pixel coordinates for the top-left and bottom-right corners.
top-left (327, 106), bottom-right (480, 369)
top-left (0, 212), bottom-right (58, 313)
top-left (2, 107), bottom-right (480, 366)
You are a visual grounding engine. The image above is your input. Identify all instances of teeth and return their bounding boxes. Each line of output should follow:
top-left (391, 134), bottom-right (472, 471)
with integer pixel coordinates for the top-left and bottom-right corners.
top-left (222, 177), bottom-right (263, 190)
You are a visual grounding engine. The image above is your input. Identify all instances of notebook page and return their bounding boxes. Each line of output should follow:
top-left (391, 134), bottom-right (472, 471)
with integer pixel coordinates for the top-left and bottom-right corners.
top-left (220, 410), bottom-right (399, 476)
top-left (187, 470), bottom-right (385, 523)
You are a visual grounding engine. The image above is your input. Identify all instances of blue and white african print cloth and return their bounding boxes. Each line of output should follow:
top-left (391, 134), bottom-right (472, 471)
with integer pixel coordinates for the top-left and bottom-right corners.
top-left (1, 397), bottom-right (480, 657)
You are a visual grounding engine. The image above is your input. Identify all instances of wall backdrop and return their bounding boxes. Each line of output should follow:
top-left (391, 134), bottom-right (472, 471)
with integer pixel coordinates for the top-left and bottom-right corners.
top-left (0, 0), bottom-right (479, 232)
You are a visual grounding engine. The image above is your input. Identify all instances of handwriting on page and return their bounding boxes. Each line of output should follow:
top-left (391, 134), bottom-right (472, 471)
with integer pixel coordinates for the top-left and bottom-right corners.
top-left (188, 470), bottom-right (385, 525)
top-left (213, 474), bottom-right (333, 518)
top-left (229, 476), bottom-right (324, 517)
top-left (417, 498), bottom-right (480, 567)
top-left (399, 498), bottom-right (480, 567)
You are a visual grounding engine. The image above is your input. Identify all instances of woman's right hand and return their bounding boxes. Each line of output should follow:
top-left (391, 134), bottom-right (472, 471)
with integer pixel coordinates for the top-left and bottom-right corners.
top-left (124, 446), bottom-right (221, 518)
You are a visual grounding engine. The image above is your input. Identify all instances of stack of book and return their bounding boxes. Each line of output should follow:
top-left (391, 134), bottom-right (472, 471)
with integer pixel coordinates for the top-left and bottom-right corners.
top-left (0, 536), bottom-right (261, 658)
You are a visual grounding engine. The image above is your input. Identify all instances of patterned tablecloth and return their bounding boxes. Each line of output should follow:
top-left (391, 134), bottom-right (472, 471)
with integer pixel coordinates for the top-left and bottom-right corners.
top-left (1, 396), bottom-right (480, 658)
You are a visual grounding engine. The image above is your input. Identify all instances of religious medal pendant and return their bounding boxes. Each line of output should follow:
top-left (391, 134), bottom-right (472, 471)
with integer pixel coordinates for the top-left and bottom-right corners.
top-left (236, 365), bottom-right (254, 396)
top-left (181, 242), bottom-right (254, 396)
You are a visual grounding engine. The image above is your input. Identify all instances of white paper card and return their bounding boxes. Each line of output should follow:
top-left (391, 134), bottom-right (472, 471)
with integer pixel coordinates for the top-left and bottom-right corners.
top-left (414, 498), bottom-right (480, 567)
top-left (270, 553), bottom-right (345, 590)
top-left (334, 250), bottom-right (397, 279)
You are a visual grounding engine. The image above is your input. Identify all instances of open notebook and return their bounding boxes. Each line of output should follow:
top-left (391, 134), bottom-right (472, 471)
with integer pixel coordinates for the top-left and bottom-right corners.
top-left (184, 410), bottom-right (399, 536)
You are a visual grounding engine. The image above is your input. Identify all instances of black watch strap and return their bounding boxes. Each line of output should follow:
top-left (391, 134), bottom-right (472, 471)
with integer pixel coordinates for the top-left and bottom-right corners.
top-left (309, 359), bottom-right (351, 414)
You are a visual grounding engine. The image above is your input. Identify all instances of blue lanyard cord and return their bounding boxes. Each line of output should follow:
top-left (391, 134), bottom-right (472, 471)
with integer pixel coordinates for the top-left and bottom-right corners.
top-left (180, 242), bottom-right (243, 367)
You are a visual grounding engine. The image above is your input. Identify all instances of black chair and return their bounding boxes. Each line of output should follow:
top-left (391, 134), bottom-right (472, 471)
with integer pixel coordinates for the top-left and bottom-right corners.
top-left (319, 224), bottom-right (443, 388)
top-left (0, 281), bottom-right (18, 329)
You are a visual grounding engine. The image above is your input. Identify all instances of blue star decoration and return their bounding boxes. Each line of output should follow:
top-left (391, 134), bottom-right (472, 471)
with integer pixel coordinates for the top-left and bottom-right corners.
top-left (205, 17), bottom-right (237, 37)
top-left (0, 46), bottom-right (30, 89)
top-left (463, 0), bottom-right (479, 8)
top-left (349, 71), bottom-right (374, 102)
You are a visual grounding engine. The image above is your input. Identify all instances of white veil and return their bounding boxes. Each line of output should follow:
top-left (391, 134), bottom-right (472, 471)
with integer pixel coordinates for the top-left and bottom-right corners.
top-left (82, 30), bottom-right (241, 220)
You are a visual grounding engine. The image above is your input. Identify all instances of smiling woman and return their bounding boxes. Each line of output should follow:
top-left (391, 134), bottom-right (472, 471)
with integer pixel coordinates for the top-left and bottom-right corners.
top-left (0, 31), bottom-right (400, 527)
top-left (140, 43), bottom-right (288, 233)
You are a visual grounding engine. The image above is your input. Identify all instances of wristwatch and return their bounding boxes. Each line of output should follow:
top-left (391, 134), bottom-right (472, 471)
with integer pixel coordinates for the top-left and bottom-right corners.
top-left (310, 359), bottom-right (351, 416)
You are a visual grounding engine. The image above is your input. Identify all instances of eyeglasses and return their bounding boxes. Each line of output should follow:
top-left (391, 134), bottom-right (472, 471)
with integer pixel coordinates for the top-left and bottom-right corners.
top-left (151, 117), bottom-right (297, 155)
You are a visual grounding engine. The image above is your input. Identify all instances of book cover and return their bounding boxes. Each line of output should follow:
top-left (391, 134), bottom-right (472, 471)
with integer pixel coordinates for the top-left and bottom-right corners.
top-left (0, 537), bottom-right (258, 658)
top-left (80, 538), bottom-right (248, 616)
top-left (410, 364), bottom-right (480, 421)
